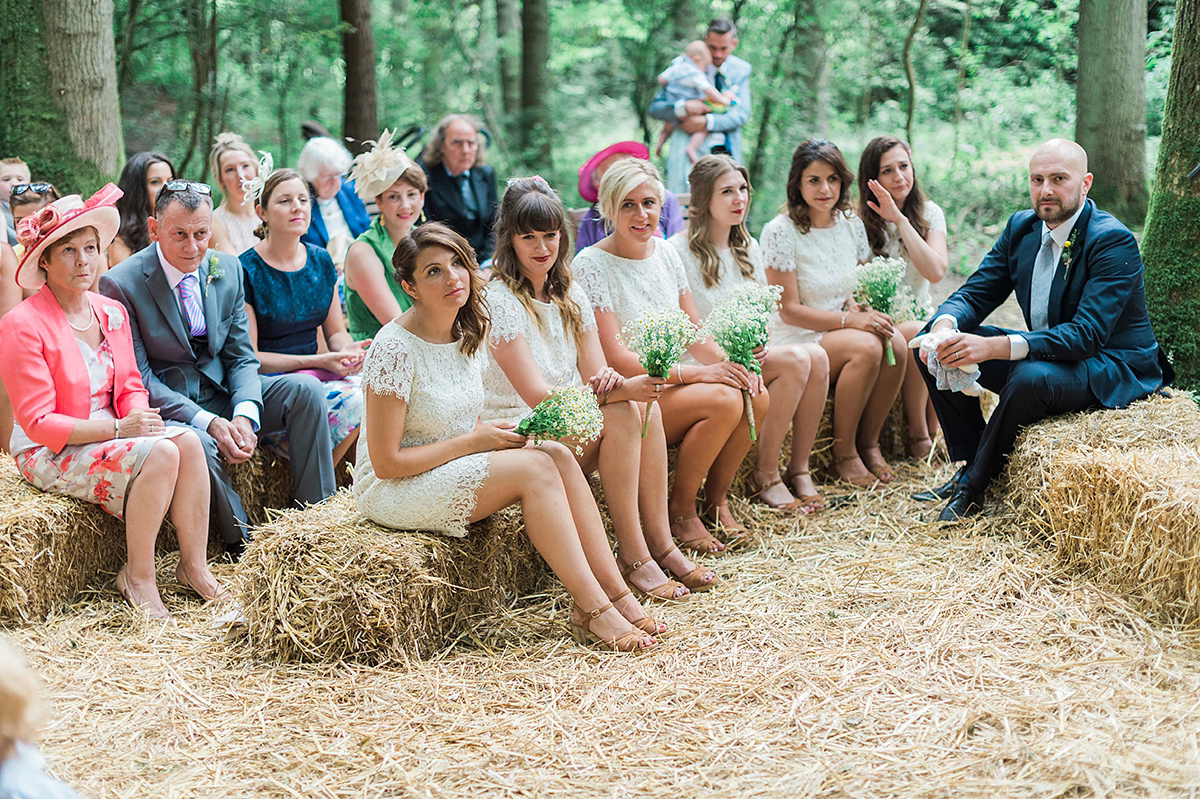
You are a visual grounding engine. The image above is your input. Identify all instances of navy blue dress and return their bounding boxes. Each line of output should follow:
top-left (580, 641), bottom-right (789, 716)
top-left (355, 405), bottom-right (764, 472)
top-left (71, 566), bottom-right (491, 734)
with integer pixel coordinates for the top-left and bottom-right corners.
top-left (240, 244), bottom-right (337, 355)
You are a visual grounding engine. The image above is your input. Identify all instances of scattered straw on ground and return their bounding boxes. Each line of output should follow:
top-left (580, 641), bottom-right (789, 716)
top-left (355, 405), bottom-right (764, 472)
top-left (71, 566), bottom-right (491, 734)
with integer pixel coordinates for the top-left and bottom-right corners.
top-left (7, 458), bottom-right (1200, 798)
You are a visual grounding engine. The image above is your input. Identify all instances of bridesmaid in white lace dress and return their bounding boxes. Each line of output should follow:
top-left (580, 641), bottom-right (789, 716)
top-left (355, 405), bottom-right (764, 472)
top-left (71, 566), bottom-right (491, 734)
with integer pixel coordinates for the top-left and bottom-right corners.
top-left (483, 177), bottom-right (717, 602)
top-left (574, 158), bottom-right (765, 558)
top-left (354, 223), bottom-right (659, 652)
top-left (670, 155), bottom-right (830, 514)
top-left (858, 136), bottom-right (949, 460)
top-left (762, 139), bottom-right (905, 488)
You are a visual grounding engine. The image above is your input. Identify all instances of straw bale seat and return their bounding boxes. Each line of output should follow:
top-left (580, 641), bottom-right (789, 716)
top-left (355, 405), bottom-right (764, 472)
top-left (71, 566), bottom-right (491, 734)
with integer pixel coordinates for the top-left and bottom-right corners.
top-left (236, 492), bottom-right (549, 665)
top-left (0, 448), bottom-right (325, 623)
top-left (1000, 389), bottom-right (1200, 622)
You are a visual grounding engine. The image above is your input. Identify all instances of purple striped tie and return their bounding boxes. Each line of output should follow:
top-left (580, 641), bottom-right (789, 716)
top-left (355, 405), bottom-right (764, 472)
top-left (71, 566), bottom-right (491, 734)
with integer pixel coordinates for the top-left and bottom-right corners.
top-left (179, 273), bottom-right (207, 336)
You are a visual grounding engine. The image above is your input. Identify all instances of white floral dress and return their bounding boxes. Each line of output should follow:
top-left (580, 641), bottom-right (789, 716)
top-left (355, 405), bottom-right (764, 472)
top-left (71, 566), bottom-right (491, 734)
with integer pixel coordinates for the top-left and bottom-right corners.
top-left (353, 321), bottom-right (490, 537)
top-left (482, 281), bottom-right (594, 427)
top-left (879, 199), bottom-right (946, 317)
top-left (760, 211), bottom-right (871, 345)
top-left (573, 238), bottom-right (692, 328)
top-left (11, 338), bottom-right (179, 519)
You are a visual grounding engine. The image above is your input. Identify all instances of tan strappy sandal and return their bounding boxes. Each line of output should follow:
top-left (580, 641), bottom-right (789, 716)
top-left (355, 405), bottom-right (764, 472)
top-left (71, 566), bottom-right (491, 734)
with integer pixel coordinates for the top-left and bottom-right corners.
top-left (568, 601), bottom-right (657, 652)
top-left (618, 553), bottom-right (690, 602)
top-left (608, 588), bottom-right (668, 636)
top-left (670, 512), bottom-right (728, 557)
top-left (652, 543), bottom-right (719, 592)
top-left (699, 502), bottom-right (753, 550)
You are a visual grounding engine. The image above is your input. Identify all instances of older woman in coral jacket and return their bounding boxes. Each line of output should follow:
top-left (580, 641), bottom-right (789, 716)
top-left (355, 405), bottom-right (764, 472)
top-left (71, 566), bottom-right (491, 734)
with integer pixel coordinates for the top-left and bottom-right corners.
top-left (0, 186), bottom-right (228, 622)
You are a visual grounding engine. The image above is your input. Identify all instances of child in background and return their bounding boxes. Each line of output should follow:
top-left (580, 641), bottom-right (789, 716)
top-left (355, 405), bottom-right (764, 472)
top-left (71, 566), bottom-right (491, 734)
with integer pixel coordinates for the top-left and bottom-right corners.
top-left (0, 638), bottom-right (82, 799)
top-left (0, 159), bottom-right (31, 247)
top-left (654, 41), bottom-right (738, 164)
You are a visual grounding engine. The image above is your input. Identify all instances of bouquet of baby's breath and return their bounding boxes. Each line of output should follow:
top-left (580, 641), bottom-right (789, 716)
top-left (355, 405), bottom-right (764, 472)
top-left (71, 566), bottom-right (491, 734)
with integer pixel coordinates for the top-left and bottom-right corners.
top-left (704, 283), bottom-right (782, 440)
top-left (852, 256), bottom-right (922, 366)
top-left (620, 307), bottom-right (702, 436)
top-left (515, 385), bottom-right (604, 454)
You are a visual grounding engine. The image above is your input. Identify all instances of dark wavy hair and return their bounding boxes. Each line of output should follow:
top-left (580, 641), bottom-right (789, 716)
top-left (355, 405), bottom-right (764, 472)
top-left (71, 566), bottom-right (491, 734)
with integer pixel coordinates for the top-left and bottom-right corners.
top-left (490, 177), bottom-right (584, 351)
top-left (857, 136), bottom-right (930, 257)
top-left (393, 222), bottom-right (489, 357)
top-left (117, 151), bottom-right (175, 252)
top-left (686, 155), bottom-right (755, 289)
top-left (783, 139), bottom-right (854, 234)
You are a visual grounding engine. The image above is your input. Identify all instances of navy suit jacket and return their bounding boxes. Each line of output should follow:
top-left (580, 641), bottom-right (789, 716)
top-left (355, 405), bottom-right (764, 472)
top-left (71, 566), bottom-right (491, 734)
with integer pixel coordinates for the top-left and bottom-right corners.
top-left (302, 179), bottom-right (371, 250)
top-left (419, 160), bottom-right (498, 262)
top-left (933, 199), bottom-right (1170, 408)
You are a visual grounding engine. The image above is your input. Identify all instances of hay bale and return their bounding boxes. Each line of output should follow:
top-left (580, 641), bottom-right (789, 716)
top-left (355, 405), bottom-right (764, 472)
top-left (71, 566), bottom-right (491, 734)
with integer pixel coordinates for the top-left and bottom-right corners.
top-left (1030, 445), bottom-right (1200, 622)
top-left (0, 446), bottom-right (340, 623)
top-left (1001, 389), bottom-right (1200, 517)
top-left (236, 491), bottom-right (550, 665)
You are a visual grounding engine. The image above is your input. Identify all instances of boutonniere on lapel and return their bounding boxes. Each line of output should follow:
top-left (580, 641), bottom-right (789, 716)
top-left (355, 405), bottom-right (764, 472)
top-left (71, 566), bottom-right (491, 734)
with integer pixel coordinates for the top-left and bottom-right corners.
top-left (1061, 228), bottom-right (1080, 275)
top-left (103, 305), bottom-right (123, 332)
top-left (207, 254), bottom-right (224, 288)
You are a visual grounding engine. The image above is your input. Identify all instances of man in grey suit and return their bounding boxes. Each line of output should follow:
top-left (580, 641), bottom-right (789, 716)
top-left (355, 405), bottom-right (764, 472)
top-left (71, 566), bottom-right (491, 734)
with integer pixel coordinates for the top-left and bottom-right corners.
top-left (100, 183), bottom-right (336, 554)
top-left (648, 17), bottom-right (753, 194)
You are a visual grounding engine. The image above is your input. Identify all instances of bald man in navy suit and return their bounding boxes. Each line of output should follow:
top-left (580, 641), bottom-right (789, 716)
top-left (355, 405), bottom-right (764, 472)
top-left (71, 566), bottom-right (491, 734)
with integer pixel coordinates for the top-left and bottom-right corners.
top-left (916, 139), bottom-right (1172, 521)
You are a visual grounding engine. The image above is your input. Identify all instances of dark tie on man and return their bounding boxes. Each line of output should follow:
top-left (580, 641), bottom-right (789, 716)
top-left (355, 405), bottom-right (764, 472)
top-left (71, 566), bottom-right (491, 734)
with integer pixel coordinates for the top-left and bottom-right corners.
top-left (712, 71), bottom-right (730, 152)
top-left (1029, 230), bottom-right (1056, 331)
top-left (459, 172), bottom-right (478, 217)
top-left (179, 273), bottom-right (207, 337)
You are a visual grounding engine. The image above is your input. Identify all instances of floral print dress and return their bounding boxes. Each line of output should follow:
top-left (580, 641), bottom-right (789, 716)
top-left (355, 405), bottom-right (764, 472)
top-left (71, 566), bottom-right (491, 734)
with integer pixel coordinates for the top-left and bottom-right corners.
top-left (11, 337), bottom-right (179, 519)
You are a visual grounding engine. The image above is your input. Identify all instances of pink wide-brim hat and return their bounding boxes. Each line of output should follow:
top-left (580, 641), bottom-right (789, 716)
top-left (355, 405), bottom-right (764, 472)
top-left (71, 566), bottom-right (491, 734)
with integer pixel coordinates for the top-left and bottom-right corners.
top-left (577, 141), bottom-right (650, 204)
top-left (15, 183), bottom-right (122, 290)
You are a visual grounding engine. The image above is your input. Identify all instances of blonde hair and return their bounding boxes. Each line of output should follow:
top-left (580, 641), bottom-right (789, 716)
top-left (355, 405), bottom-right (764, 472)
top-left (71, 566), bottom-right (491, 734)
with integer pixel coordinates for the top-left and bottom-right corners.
top-left (0, 637), bottom-right (44, 759)
top-left (596, 159), bottom-right (665, 233)
top-left (208, 133), bottom-right (256, 194)
top-left (684, 40), bottom-right (709, 62)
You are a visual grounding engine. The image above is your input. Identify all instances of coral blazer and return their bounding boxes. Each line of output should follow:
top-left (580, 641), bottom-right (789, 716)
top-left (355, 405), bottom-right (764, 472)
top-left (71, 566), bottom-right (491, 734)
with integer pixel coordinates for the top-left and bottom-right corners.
top-left (0, 285), bottom-right (149, 453)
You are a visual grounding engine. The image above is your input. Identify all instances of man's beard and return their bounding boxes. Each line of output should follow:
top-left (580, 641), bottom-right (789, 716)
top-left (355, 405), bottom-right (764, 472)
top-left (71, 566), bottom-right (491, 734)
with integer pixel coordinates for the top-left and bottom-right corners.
top-left (1035, 190), bottom-right (1083, 225)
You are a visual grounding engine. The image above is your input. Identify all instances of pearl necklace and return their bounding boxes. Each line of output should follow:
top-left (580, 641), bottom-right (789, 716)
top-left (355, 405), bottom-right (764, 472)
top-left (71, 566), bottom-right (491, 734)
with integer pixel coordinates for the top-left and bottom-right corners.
top-left (66, 311), bottom-right (95, 332)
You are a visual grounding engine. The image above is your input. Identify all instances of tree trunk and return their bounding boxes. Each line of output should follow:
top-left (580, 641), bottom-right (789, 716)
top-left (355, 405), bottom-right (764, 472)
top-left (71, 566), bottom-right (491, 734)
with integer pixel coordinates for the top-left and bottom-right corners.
top-left (341, 0), bottom-right (378, 155)
top-left (1076, 0), bottom-right (1148, 222)
top-left (519, 0), bottom-right (551, 169)
top-left (903, 0), bottom-right (929, 148)
top-left (0, 0), bottom-right (120, 188)
top-left (1141, 0), bottom-right (1200, 391)
top-left (950, 0), bottom-right (972, 172)
top-left (792, 0), bottom-right (827, 138)
top-left (670, 0), bottom-right (694, 43)
top-left (496, 0), bottom-right (520, 116)
top-left (177, 0), bottom-right (217, 177)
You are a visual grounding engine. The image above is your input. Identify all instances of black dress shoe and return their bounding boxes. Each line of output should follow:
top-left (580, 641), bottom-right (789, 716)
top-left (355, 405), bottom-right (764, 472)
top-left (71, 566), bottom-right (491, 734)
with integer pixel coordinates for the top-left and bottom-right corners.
top-left (937, 483), bottom-right (983, 522)
top-left (912, 465), bottom-right (966, 502)
top-left (224, 537), bottom-right (247, 562)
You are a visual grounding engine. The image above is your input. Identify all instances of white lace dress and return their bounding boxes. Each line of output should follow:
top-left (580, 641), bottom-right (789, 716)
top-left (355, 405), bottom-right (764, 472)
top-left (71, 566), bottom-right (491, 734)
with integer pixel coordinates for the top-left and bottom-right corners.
top-left (353, 321), bottom-right (489, 537)
top-left (668, 233), bottom-right (773, 321)
top-left (213, 205), bottom-right (262, 255)
top-left (573, 238), bottom-right (691, 328)
top-left (760, 211), bottom-right (871, 345)
top-left (482, 281), bottom-right (594, 427)
top-left (880, 199), bottom-right (946, 317)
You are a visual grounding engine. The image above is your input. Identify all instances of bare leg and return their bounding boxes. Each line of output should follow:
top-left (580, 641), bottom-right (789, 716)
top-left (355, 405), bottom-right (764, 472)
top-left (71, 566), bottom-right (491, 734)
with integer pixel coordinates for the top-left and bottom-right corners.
top-left (120, 439), bottom-right (180, 618)
top-left (784, 344), bottom-right (830, 502)
top-left (898, 319), bottom-right (933, 458)
top-left (857, 329), bottom-right (907, 482)
top-left (576, 401), bottom-right (684, 600)
top-left (470, 447), bottom-right (654, 648)
top-left (820, 329), bottom-right (884, 485)
top-left (168, 431), bottom-right (228, 602)
top-left (701, 385), bottom-right (768, 533)
top-left (658, 383), bottom-right (742, 553)
top-left (333, 428), bottom-right (359, 468)
top-left (686, 130), bottom-right (708, 163)
top-left (754, 346), bottom-right (809, 507)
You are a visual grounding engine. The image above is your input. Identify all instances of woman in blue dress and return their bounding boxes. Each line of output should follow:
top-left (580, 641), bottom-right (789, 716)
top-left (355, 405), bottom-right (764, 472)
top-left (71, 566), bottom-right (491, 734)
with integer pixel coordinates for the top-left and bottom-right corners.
top-left (239, 168), bottom-right (368, 466)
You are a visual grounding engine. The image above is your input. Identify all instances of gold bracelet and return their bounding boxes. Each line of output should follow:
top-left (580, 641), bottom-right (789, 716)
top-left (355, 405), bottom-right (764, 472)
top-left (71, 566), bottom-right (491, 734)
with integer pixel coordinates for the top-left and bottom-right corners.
top-left (841, 311), bottom-right (849, 329)
top-left (679, 365), bottom-right (687, 385)
top-left (113, 418), bottom-right (120, 439)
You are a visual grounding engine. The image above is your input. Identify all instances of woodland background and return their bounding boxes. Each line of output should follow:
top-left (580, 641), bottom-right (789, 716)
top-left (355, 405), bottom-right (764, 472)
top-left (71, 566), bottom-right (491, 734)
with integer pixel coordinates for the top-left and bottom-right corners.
top-left (0, 0), bottom-right (1197, 386)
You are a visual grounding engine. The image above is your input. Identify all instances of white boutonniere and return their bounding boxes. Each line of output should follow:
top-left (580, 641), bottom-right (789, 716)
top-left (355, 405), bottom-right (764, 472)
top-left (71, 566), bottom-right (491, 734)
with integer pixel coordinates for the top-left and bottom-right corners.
top-left (1061, 229), bottom-right (1080, 275)
top-left (207, 255), bottom-right (224, 288)
top-left (104, 305), bottom-right (124, 331)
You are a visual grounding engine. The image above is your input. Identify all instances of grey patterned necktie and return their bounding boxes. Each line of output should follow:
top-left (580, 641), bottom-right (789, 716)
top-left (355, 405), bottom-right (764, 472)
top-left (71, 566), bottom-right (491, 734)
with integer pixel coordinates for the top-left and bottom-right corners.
top-left (1029, 230), bottom-right (1056, 331)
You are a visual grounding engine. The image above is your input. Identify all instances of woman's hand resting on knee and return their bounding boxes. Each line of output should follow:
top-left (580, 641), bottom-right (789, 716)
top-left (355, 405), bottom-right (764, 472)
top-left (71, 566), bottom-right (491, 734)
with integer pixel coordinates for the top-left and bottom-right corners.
top-left (691, 361), bottom-right (765, 395)
top-left (470, 421), bottom-right (528, 452)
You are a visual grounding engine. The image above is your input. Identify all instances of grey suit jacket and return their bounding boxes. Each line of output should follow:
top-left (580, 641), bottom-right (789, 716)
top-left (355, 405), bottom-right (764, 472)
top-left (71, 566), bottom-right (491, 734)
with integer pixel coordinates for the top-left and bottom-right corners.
top-left (98, 245), bottom-right (263, 425)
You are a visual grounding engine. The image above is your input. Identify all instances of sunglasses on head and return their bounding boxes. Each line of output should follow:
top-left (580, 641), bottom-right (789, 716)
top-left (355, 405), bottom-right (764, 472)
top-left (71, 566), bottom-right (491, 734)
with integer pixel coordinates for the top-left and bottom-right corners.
top-left (11, 183), bottom-right (52, 197)
top-left (159, 180), bottom-right (212, 197)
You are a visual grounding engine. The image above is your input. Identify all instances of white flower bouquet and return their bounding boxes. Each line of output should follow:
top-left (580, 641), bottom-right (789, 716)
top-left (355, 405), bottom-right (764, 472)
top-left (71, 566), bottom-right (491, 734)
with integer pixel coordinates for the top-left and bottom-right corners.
top-left (852, 256), bottom-right (922, 366)
top-left (619, 307), bottom-right (701, 436)
top-left (704, 283), bottom-right (782, 440)
top-left (515, 385), bottom-right (605, 454)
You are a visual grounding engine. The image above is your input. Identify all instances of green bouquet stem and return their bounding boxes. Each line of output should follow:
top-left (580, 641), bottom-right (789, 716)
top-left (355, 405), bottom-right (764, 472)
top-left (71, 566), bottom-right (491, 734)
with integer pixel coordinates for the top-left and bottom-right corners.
top-left (642, 398), bottom-right (655, 437)
top-left (742, 389), bottom-right (756, 441)
top-left (886, 341), bottom-right (895, 366)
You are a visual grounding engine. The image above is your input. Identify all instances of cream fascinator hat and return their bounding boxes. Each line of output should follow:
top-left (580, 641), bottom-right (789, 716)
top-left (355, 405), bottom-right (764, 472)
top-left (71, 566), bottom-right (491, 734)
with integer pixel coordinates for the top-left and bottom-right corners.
top-left (348, 129), bottom-right (417, 202)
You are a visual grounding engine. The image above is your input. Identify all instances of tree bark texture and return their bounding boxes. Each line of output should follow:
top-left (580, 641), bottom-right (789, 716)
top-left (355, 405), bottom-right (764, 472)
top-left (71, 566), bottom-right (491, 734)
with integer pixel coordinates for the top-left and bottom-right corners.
top-left (519, 0), bottom-right (551, 169)
top-left (1141, 0), bottom-right (1200, 391)
top-left (496, 0), bottom-right (521, 116)
top-left (1076, 0), bottom-right (1148, 222)
top-left (177, 0), bottom-right (218, 177)
top-left (41, 0), bottom-right (123, 178)
top-left (903, 0), bottom-right (929, 148)
top-left (341, 0), bottom-right (379, 155)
